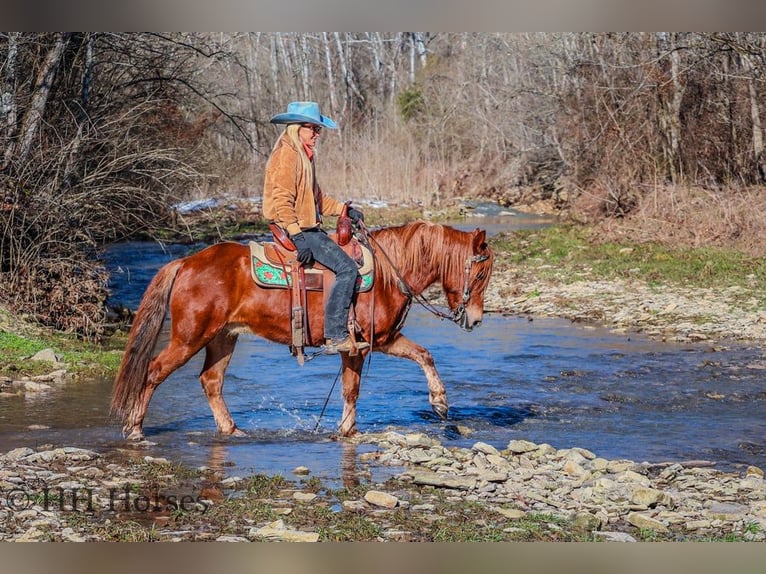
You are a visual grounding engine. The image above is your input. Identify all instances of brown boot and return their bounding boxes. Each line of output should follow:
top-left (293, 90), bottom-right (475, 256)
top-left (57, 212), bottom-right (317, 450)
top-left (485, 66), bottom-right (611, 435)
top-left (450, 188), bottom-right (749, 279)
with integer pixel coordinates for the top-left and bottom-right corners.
top-left (324, 336), bottom-right (370, 355)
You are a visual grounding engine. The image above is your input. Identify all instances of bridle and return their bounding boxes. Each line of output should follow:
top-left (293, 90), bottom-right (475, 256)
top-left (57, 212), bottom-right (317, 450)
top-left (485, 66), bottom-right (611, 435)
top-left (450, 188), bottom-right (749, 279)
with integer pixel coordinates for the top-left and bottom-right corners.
top-left (451, 252), bottom-right (491, 330)
top-left (357, 222), bottom-right (490, 330)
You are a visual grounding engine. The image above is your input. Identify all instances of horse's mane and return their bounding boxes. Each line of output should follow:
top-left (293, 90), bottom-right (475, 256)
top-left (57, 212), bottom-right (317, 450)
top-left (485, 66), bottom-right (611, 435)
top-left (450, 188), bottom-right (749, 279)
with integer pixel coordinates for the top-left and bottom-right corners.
top-left (369, 220), bottom-right (475, 291)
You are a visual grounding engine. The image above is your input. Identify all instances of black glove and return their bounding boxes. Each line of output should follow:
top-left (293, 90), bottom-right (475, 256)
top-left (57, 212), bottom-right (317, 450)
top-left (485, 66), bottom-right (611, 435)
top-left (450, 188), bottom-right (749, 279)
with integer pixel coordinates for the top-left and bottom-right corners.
top-left (347, 207), bottom-right (365, 224)
top-left (291, 232), bottom-right (314, 265)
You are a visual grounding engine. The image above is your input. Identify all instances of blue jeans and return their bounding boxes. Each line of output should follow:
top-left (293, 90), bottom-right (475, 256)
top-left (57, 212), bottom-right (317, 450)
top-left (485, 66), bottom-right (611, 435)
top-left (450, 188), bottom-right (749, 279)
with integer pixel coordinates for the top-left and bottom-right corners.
top-left (298, 228), bottom-right (359, 341)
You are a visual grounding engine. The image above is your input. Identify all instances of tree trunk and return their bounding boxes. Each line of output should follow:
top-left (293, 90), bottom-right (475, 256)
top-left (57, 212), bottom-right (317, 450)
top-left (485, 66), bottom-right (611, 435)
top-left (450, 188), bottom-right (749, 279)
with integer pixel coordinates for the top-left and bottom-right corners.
top-left (322, 32), bottom-right (338, 118)
top-left (655, 32), bottom-right (684, 183)
top-left (333, 32), bottom-right (363, 107)
top-left (12, 32), bottom-right (70, 167)
top-left (1, 32), bottom-right (20, 172)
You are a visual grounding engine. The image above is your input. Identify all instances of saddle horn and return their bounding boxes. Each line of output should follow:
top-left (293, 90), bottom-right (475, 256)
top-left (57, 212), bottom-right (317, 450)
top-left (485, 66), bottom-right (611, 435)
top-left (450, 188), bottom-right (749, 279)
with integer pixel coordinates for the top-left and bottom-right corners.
top-left (336, 202), bottom-right (353, 247)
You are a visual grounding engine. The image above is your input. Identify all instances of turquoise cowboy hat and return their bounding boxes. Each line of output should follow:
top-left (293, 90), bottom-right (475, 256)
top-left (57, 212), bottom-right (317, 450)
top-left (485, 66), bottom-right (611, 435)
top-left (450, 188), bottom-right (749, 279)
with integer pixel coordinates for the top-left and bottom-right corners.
top-left (270, 101), bottom-right (338, 129)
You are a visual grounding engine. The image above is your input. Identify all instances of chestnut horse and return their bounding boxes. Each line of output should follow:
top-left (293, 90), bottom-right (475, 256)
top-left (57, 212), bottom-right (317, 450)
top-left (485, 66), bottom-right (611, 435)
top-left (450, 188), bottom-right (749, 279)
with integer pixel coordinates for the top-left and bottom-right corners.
top-left (111, 220), bottom-right (494, 440)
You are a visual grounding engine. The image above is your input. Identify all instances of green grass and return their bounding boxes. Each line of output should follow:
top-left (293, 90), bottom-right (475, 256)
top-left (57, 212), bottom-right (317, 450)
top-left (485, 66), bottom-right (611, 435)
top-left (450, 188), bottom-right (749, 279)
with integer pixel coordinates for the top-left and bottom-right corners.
top-left (491, 224), bottom-right (766, 296)
top-left (0, 327), bottom-right (125, 378)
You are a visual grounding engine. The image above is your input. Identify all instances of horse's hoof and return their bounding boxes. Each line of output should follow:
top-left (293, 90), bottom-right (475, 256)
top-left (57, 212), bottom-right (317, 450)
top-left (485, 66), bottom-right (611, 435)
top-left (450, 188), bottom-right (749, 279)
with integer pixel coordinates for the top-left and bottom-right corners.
top-left (431, 403), bottom-right (449, 420)
top-left (125, 428), bottom-right (145, 442)
top-left (222, 427), bottom-right (247, 438)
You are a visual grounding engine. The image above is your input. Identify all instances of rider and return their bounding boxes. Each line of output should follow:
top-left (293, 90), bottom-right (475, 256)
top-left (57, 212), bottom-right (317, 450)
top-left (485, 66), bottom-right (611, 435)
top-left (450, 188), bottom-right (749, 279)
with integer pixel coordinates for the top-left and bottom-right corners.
top-left (263, 101), bottom-right (369, 355)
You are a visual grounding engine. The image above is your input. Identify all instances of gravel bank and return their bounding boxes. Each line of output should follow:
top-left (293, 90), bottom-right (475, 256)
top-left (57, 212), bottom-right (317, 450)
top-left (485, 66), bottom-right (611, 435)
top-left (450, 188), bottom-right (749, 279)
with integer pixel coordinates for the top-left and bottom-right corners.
top-left (2, 434), bottom-right (765, 542)
top-left (483, 263), bottom-right (766, 344)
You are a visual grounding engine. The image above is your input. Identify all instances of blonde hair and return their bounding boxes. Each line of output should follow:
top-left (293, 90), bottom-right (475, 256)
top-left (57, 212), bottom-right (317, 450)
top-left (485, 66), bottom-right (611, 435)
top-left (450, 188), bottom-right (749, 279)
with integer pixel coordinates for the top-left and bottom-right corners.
top-left (281, 124), bottom-right (316, 193)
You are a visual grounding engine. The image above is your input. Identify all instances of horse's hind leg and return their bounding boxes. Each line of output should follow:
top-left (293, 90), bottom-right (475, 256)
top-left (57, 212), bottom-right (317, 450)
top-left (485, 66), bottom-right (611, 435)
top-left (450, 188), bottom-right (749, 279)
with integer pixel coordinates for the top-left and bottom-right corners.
top-left (124, 340), bottom-right (202, 441)
top-left (338, 352), bottom-right (366, 437)
top-left (199, 330), bottom-right (245, 437)
top-left (378, 334), bottom-right (449, 420)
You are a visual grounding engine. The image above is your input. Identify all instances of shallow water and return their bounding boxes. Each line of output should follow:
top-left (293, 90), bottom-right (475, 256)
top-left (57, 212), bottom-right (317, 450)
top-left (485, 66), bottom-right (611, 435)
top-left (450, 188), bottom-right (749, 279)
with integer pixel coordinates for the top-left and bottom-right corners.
top-left (1, 209), bottom-right (765, 485)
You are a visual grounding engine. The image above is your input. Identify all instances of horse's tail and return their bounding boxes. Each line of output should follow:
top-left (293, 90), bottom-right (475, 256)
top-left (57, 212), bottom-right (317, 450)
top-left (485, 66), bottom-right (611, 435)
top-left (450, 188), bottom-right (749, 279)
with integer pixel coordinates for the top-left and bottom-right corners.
top-left (110, 259), bottom-right (183, 424)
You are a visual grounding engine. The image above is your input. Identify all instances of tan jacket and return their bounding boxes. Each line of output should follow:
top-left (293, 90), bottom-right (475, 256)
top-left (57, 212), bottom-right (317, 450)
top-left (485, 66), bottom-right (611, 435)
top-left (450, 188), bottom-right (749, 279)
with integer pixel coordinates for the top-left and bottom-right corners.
top-left (262, 133), bottom-right (344, 236)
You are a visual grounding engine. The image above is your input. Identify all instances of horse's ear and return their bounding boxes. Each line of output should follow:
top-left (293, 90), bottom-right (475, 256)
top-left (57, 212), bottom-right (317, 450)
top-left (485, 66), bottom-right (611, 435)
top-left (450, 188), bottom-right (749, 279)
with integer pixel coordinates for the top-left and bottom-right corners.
top-left (472, 229), bottom-right (487, 253)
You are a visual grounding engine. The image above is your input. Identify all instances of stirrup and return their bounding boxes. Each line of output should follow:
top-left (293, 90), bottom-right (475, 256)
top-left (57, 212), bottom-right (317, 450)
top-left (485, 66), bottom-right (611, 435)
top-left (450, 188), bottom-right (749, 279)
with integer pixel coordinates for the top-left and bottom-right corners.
top-left (323, 336), bottom-right (369, 355)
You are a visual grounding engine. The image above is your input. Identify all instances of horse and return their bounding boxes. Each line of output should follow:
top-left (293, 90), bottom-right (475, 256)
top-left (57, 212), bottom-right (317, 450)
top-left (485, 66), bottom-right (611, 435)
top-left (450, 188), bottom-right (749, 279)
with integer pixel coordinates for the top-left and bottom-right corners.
top-left (110, 220), bottom-right (494, 440)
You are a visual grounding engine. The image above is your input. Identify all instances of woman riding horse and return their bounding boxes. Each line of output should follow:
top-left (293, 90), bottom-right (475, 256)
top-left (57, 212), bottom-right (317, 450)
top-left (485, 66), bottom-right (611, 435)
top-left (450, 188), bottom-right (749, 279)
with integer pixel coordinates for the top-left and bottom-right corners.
top-left (263, 101), bottom-right (368, 355)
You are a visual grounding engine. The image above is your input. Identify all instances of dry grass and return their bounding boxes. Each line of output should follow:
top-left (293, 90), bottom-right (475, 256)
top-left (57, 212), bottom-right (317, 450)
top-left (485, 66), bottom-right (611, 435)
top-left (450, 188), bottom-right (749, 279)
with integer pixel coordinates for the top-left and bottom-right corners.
top-left (574, 185), bottom-right (766, 257)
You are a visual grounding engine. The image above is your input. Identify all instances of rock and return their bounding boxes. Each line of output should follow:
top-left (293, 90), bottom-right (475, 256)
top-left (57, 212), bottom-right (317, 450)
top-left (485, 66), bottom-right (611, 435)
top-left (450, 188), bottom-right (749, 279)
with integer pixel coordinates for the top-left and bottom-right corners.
top-left (593, 531), bottom-right (637, 542)
top-left (684, 520), bottom-right (711, 531)
top-left (4, 447), bottom-right (34, 460)
top-left (472, 442), bottom-right (500, 456)
top-left (506, 439), bottom-right (538, 454)
top-left (405, 433), bottom-right (437, 448)
top-left (22, 381), bottom-right (52, 393)
top-left (342, 500), bottom-right (367, 512)
top-left (630, 487), bottom-right (672, 508)
top-left (16, 527), bottom-right (45, 542)
top-left (29, 348), bottom-right (62, 364)
top-left (216, 535), bottom-right (250, 542)
top-left (292, 466), bottom-right (310, 476)
top-left (408, 470), bottom-right (477, 490)
top-left (364, 490), bottom-right (398, 508)
top-left (250, 520), bottom-right (319, 542)
top-left (707, 502), bottom-right (748, 521)
top-left (292, 491), bottom-right (317, 502)
top-left (626, 512), bottom-right (668, 533)
top-left (563, 460), bottom-right (587, 476)
top-left (746, 466), bottom-right (764, 478)
top-left (572, 511), bottom-right (603, 530)
top-left (221, 476), bottom-right (244, 486)
top-left (494, 507), bottom-right (526, 520)
top-left (60, 527), bottom-right (87, 542)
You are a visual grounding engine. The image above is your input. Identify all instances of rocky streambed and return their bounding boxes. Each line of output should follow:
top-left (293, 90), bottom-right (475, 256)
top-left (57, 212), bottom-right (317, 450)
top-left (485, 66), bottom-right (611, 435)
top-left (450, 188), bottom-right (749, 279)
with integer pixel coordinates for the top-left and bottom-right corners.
top-left (1, 431), bottom-right (765, 542)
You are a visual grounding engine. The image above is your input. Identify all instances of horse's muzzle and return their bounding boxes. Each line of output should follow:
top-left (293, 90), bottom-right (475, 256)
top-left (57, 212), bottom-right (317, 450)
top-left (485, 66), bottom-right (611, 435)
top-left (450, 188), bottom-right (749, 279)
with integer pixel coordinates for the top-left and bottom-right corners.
top-left (457, 312), bottom-right (481, 332)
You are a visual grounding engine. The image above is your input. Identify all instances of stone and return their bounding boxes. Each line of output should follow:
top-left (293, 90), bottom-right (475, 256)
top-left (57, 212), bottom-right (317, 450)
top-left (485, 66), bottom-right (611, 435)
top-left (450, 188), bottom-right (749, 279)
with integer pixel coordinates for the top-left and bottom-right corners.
top-left (22, 381), bottom-right (52, 392)
top-left (364, 490), bottom-right (398, 508)
top-left (405, 433), bottom-right (436, 448)
top-left (684, 520), bottom-right (711, 531)
top-left (250, 520), bottom-right (319, 542)
top-left (342, 500), bottom-right (367, 512)
top-left (472, 442), bottom-right (500, 456)
top-left (16, 527), bottom-right (45, 542)
top-left (60, 527), bottom-right (87, 542)
top-left (292, 466), bottom-right (310, 475)
top-left (746, 466), bottom-right (764, 478)
top-left (630, 487), bottom-right (672, 508)
top-left (572, 511), bottom-right (603, 530)
top-left (4, 447), bottom-right (34, 460)
top-left (606, 460), bottom-right (635, 473)
top-left (494, 507), bottom-right (526, 520)
top-left (216, 535), bottom-right (250, 542)
top-left (593, 531), bottom-right (637, 542)
top-left (221, 476), bottom-right (244, 486)
top-left (292, 492), bottom-right (317, 502)
top-left (29, 348), bottom-right (62, 364)
top-left (506, 439), bottom-right (538, 454)
top-left (563, 460), bottom-right (587, 476)
top-left (408, 470), bottom-right (477, 490)
top-left (627, 512), bottom-right (668, 533)
top-left (707, 502), bottom-right (748, 521)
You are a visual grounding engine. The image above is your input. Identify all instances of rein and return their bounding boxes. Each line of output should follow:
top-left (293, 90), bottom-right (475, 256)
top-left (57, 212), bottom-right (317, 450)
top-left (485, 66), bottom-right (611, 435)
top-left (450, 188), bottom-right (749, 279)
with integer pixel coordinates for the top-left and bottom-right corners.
top-left (356, 221), bottom-right (489, 328)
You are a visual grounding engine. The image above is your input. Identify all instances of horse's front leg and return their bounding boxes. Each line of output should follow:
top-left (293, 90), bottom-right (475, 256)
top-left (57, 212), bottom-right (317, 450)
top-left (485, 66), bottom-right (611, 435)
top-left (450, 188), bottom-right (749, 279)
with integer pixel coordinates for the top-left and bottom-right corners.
top-left (377, 334), bottom-right (448, 420)
top-left (338, 352), bottom-right (366, 437)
